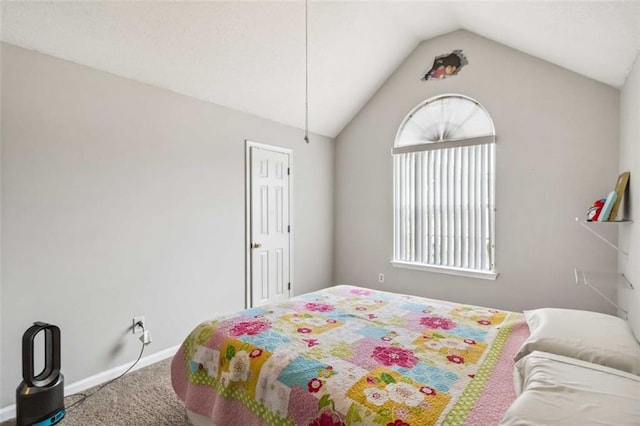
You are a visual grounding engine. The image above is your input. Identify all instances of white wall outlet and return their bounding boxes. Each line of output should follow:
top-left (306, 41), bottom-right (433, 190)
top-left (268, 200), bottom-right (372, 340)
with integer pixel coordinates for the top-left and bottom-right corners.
top-left (132, 316), bottom-right (145, 334)
top-left (378, 273), bottom-right (385, 283)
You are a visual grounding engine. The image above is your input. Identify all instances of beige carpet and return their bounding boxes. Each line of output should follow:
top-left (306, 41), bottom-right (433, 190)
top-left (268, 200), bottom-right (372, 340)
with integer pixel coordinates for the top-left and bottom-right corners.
top-left (2, 358), bottom-right (191, 426)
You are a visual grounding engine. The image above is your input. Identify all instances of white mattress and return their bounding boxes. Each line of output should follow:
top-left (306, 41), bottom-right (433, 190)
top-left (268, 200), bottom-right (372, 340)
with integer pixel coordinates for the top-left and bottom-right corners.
top-left (501, 351), bottom-right (640, 425)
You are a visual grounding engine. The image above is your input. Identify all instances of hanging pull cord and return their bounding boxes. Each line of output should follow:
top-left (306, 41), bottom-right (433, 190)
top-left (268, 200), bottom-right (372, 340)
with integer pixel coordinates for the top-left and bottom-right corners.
top-left (304, 0), bottom-right (309, 144)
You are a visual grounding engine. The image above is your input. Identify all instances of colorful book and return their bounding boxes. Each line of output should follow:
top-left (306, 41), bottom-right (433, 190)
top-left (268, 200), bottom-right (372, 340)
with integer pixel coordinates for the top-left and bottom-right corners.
top-left (598, 191), bottom-right (617, 222)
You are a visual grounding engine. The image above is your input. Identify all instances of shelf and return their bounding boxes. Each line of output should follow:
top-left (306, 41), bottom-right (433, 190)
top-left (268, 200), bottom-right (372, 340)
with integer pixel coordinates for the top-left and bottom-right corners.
top-left (578, 219), bottom-right (632, 223)
top-left (575, 217), bottom-right (632, 256)
top-left (574, 269), bottom-right (634, 290)
top-left (574, 269), bottom-right (634, 318)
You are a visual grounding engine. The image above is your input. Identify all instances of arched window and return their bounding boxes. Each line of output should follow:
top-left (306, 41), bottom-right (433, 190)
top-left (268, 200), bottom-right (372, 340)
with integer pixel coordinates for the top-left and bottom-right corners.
top-left (392, 94), bottom-right (497, 279)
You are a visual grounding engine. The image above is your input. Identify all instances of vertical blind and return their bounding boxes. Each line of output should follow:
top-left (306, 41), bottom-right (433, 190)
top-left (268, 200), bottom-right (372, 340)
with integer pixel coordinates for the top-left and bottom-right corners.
top-left (393, 143), bottom-right (495, 271)
top-left (393, 95), bottom-right (496, 273)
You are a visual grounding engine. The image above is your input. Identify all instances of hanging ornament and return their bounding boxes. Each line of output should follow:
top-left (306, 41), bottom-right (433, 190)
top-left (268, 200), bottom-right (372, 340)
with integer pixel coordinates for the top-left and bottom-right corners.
top-left (304, 0), bottom-right (310, 143)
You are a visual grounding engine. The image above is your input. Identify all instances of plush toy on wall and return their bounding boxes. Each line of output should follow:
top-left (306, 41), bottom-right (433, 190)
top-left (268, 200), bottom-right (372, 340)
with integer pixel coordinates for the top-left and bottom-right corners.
top-left (587, 198), bottom-right (605, 221)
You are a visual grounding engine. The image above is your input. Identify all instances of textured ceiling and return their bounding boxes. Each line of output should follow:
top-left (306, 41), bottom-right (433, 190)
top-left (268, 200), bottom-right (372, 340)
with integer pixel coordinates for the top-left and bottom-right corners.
top-left (2, 1), bottom-right (639, 138)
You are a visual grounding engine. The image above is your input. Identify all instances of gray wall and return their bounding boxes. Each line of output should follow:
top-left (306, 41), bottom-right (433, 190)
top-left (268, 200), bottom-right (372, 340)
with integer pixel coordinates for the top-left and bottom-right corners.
top-left (0, 43), bottom-right (334, 408)
top-left (334, 30), bottom-right (620, 313)
top-left (619, 53), bottom-right (640, 338)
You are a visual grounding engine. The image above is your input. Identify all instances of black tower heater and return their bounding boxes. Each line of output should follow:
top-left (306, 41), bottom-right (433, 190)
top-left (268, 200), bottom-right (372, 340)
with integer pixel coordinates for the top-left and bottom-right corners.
top-left (16, 322), bottom-right (65, 426)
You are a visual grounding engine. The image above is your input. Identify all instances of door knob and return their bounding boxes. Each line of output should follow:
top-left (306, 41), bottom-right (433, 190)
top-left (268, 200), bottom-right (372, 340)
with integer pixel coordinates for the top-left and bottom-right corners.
top-left (251, 242), bottom-right (263, 248)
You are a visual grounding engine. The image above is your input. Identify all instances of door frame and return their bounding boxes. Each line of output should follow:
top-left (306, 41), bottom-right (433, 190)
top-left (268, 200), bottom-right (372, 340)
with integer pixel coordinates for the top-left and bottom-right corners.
top-left (245, 140), bottom-right (293, 309)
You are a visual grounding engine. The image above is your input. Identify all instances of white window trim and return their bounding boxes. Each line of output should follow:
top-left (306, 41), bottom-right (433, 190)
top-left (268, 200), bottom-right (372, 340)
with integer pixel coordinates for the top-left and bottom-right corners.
top-left (391, 260), bottom-right (498, 280)
top-left (392, 135), bottom-right (495, 155)
top-left (392, 94), bottom-right (497, 279)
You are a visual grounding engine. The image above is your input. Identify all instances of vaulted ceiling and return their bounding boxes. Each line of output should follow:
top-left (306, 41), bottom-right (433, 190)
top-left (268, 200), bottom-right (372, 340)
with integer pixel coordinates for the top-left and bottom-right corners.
top-left (2, 1), bottom-right (639, 138)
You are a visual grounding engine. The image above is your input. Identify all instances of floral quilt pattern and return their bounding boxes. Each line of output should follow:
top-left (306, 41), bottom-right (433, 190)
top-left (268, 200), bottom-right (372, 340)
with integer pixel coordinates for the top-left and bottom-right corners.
top-left (172, 285), bottom-right (523, 426)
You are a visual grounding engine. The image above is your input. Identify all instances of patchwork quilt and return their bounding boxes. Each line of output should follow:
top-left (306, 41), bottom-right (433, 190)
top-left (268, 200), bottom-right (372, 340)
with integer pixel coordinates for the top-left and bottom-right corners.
top-left (171, 285), bottom-right (529, 426)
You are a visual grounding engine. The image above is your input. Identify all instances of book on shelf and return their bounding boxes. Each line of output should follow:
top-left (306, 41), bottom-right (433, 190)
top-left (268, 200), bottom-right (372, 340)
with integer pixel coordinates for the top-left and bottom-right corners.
top-left (598, 191), bottom-right (617, 222)
top-left (608, 171), bottom-right (630, 221)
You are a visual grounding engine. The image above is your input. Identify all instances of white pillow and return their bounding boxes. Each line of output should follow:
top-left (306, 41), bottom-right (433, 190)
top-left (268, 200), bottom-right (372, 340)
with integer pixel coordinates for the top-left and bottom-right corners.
top-left (515, 308), bottom-right (640, 375)
top-left (501, 351), bottom-right (640, 426)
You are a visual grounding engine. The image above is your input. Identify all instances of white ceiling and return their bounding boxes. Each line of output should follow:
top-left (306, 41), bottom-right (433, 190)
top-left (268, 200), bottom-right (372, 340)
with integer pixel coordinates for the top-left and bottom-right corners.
top-left (2, 1), bottom-right (639, 138)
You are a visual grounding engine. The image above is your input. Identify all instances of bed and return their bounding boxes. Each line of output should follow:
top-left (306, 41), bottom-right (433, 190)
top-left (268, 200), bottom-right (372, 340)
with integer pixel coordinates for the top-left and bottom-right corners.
top-left (502, 307), bottom-right (640, 425)
top-left (501, 351), bottom-right (640, 425)
top-left (171, 285), bottom-right (530, 425)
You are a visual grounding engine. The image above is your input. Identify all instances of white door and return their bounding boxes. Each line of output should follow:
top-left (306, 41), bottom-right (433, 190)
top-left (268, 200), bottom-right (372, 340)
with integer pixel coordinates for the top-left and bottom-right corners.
top-left (248, 144), bottom-right (291, 307)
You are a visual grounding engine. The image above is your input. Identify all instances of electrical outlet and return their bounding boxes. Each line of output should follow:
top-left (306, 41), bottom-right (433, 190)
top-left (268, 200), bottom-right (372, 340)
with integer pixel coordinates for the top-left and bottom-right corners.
top-left (378, 273), bottom-right (385, 283)
top-left (132, 316), bottom-right (145, 334)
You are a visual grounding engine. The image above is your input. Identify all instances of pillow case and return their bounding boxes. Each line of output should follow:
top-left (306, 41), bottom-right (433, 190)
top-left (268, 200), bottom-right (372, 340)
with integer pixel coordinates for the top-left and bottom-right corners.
top-left (500, 351), bottom-right (640, 426)
top-left (515, 308), bottom-right (640, 375)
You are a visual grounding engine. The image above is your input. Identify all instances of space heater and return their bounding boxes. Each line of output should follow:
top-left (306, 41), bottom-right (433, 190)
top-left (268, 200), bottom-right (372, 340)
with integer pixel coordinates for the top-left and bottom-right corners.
top-left (16, 322), bottom-right (65, 426)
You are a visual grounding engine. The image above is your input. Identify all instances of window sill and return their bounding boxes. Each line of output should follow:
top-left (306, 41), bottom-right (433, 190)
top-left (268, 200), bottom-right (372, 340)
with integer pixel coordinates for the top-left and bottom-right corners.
top-left (390, 261), bottom-right (498, 281)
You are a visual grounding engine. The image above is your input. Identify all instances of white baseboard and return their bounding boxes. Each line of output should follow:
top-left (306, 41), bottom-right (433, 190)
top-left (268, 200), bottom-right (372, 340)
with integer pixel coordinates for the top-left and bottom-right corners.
top-left (0, 344), bottom-right (180, 422)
